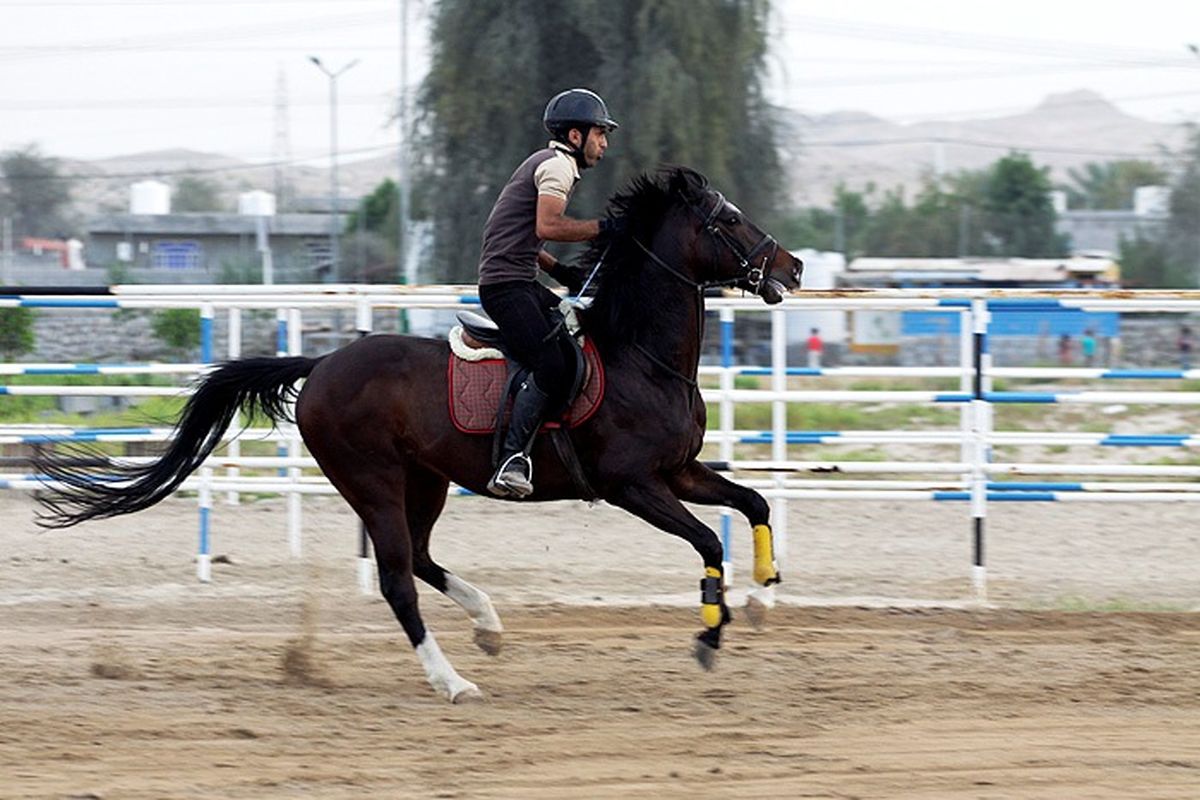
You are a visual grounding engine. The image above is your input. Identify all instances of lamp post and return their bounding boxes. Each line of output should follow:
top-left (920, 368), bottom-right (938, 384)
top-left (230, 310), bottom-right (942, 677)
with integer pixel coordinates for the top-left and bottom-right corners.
top-left (309, 55), bottom-right (359, 283)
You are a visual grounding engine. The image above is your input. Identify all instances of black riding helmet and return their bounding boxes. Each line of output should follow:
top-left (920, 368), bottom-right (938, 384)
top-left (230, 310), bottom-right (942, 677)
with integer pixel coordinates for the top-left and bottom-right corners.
top-left (543, 88), bottom-right (619, 142)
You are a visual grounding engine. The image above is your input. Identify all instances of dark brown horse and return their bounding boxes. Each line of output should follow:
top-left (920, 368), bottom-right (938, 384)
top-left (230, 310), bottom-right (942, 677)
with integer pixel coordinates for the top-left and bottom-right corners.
top-left (35, 167), bottom-right (803, 702)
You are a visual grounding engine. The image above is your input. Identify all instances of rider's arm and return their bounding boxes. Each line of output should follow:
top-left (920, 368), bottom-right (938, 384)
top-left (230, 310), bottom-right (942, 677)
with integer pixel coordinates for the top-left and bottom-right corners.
top-left (536, 195), bottom-right (600, 242)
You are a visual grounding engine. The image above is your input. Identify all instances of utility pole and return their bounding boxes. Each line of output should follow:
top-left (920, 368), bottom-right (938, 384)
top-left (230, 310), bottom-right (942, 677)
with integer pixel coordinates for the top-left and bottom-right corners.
top-left (397, 0), bottom-right (412, 286)
top-left (309, 55), bottom-right (359, 283)
top-left (1, 217), bottom-right (12, 286)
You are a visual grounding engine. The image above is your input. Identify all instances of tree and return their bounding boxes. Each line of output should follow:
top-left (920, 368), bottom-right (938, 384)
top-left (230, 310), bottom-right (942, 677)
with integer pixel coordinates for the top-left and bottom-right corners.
top-left (171, 176), bottom-right (224, 212)
top-left (419, 0), bottom-right (778, 282)
top-left (1165, 125), bottom-right (1200, 285)
top-left (0, 145), bottom-right (76, 239)
top-left (1062, 160), bottom-right (1169, 210)
top-left (151, 309), bottom-right (201, 357)
top-left (0, 307), bottom-right (35, 359)
top-left (979, 153), bottom-right (1069, 258)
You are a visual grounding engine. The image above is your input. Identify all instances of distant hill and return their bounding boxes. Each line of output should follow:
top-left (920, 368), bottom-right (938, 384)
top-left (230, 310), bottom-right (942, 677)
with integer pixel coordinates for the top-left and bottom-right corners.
top-left (62, 89), bottom-right (1192, 216)
top-left (781, 89), bottom-right (1190, 206)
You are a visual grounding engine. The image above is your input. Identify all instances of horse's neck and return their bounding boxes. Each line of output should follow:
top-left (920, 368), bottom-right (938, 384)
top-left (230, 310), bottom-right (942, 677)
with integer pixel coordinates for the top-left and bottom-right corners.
top-left (631, 232), bottom-right (705, 380)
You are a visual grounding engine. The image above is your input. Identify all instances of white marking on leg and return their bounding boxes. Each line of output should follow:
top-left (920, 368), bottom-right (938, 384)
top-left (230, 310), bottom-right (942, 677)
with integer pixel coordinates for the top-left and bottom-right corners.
top-left (445, 574), bottom-right (503, 634)
top-left (415, 631), bottom-right (481, 703)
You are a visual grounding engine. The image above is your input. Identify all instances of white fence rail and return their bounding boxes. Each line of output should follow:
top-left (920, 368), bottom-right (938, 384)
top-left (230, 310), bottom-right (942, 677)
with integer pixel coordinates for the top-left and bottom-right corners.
top-left (5, 284), bottom-right (1200, 600)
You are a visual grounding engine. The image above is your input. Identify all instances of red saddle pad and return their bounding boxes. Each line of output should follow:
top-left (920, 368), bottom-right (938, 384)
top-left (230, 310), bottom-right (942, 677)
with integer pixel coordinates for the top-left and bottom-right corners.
top-left (448, 338), bottom-right (605, 435)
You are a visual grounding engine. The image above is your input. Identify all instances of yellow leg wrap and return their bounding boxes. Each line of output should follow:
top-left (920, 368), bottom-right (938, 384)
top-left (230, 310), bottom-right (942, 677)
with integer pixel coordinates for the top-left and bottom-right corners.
top-left (752, 524), bottom-right (780, 585)
top-left (700, 566), bottom-right (723, 628)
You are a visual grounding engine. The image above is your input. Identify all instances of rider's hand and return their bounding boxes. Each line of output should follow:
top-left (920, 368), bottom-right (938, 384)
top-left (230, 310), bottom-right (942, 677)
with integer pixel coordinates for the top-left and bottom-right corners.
top-left (548, 261), bottom-right (588, 294)
top-left (598, 215), bottom-right (628, 238)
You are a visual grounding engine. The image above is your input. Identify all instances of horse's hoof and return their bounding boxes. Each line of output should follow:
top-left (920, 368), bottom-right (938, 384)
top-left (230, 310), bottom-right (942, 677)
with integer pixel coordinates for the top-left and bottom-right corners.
top-left (450, 684), bottom-right (486, 704)
top-left (693, 638), bottom-right (719, 672)
top-left (474, 628), bottom-right (503, 656)
top-left (745, 594), bottom-right (770, 630)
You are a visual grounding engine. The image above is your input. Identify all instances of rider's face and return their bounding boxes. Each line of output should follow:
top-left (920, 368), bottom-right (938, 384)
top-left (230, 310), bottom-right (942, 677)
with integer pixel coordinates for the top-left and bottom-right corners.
top-left (572, 127), bottom-right (608, 167)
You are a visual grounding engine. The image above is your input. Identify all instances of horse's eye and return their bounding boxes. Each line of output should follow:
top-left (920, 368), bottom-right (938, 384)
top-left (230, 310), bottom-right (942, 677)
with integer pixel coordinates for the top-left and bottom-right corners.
top-left (725, 214), bottom-right (740, 225)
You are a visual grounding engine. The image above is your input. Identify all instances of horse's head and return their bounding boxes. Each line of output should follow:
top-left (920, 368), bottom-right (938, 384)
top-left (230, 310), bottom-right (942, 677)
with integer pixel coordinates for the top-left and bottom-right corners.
top-left (666, 167), bottom-right (803, 304)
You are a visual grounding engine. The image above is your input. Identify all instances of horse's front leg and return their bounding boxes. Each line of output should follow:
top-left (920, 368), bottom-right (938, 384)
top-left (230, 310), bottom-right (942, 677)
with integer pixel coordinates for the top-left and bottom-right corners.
top-left (608, 479), bottom-right (730, 670)
top-left (668, 461), bottom-right (781, 628)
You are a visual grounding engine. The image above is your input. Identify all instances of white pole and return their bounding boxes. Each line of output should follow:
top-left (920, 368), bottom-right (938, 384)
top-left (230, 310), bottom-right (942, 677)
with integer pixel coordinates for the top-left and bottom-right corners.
top-left (970, 299), bottom-right (990, 602)
top-left (286, 308), bottom-right (303, 558)
top-left (225, 307), bottom-right (242, 505)
top-left (197, 468), bottom-right (213, 582)
top-left (770, 307), bottom-right (788, 567)
top-left (355, 297), bottom-right (375, 594)
top-left (718, 307), bottom-right (734, 583)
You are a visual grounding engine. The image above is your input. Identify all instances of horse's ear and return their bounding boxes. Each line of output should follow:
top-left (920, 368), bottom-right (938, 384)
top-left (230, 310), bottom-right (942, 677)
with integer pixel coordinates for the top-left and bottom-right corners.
top-left (666, 166), bottom-right (704, 202)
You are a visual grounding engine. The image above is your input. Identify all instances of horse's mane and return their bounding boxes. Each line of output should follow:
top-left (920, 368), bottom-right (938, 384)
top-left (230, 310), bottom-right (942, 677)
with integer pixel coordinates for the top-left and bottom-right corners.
top-left (578, 166), bottom-right (709, 351)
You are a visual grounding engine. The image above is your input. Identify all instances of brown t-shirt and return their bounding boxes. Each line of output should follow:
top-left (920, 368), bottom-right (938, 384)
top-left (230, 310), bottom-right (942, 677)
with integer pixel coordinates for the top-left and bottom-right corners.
top-left (478, 141), bottom-right (579, 285)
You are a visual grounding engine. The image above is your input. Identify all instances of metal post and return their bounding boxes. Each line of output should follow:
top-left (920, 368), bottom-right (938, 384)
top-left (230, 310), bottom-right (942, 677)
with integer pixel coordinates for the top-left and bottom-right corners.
top-left (225, 307), bottom-right (242, 505)
top-left (286, 308), bottom-right (303, 558)
top-left (309, 56), bottom-right (359, 283)
top-left (970, 298), bottom-right (991, 602)
top-left (1, 217), bottom-right (12, 286)
top-left (718, 307), bottom-right (734, 583)
top-left (355, 296), bottom-right (375, 594)
top-left (197, 303), bottom-right (215, 582)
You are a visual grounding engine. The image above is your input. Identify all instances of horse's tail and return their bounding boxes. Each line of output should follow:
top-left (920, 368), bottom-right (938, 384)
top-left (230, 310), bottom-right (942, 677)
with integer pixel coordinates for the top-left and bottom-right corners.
top-left (34, 355), bottom-right (322, 528)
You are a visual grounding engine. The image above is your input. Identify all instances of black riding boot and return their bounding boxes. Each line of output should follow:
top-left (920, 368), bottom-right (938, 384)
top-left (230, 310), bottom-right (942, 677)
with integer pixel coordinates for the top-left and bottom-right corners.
top-left (488, 376), bottom-right (550, 498)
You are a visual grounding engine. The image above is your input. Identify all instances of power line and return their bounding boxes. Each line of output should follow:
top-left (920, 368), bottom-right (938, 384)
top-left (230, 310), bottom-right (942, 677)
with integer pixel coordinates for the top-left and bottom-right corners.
top-left (781, 14), bottom-right (1199, 67)
top-left (1, 141), bottom-right (401, 182)
top-left (0, 10), bottom-right (394, 63)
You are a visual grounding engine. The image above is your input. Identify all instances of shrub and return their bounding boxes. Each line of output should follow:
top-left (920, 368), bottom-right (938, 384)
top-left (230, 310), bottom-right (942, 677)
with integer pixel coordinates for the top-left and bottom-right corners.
top-left (0, 307), bottom-right (36, 359)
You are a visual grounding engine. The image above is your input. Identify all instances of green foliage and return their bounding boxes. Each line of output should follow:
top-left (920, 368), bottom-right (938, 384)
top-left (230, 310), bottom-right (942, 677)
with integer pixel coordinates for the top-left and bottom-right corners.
top-left (105, 261), bottom-right (136, 286)
top-left (171, 176), bottom-right (224, 212)
top-left (1062, 160), bottom-right (1168, 210)
top-left (1118, 233), bottom-right (1189, 288)
top-left (420, 0), bottom-right (778, 282)
top-left (1165, 125), bottom-right (1200, 286)
top-left (151, 308), bottom-right (201, 354)
top-left (979, 152), bottom-right (1070, 257)
top-left (0, 307), bottom-right (35, 359)
top-left (217, 256), bottom-right (262, 284)
top-left (0, 144), bottom-right (76, 238)
top-left (775, 154), bottom-right (1067, 259)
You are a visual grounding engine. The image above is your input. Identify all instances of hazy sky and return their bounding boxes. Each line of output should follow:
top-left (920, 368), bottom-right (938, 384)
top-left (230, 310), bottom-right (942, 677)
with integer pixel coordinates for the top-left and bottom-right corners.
top-left (1, 0), bottom-right (1198, 169)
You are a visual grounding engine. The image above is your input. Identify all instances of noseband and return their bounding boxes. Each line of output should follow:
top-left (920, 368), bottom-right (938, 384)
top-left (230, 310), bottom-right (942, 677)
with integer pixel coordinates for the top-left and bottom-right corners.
top-left (632, 191), bottom-right (779, 295)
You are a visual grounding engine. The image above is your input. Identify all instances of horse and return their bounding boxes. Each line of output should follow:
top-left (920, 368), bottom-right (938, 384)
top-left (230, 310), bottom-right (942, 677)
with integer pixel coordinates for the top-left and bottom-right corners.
top-left (34, 166), bottom-right (804, 703)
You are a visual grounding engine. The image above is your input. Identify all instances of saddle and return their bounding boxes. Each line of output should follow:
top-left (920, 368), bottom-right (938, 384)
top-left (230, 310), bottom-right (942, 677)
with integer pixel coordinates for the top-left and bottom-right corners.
top-left (447, 311), bottom-right (604, 500)
top-left (448, 311), bottom-right (604, 435)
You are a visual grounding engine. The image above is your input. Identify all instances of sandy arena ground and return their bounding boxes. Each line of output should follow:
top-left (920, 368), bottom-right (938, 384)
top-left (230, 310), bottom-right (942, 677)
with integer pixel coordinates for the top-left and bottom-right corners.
top-left (2, 492), bottom-right (1198, 798)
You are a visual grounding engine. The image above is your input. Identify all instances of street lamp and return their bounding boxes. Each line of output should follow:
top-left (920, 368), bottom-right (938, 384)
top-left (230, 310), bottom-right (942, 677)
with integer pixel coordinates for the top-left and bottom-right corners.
top-left (309, 55), bottom-right (359, 283)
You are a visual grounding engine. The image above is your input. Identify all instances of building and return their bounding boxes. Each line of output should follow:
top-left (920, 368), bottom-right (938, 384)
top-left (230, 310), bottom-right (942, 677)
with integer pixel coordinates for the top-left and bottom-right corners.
top-left (85, 212), bottom-right (338, 284)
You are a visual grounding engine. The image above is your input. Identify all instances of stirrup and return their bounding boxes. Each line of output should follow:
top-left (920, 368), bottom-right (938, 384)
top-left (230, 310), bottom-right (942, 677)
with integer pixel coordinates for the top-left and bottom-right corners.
top-left (487, 453), bottom-right (533, 498)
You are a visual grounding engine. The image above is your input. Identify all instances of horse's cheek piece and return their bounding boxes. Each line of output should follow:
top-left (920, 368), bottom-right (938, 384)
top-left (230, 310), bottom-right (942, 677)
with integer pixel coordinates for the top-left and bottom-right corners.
top-left (699, 566), bottom-right (724, 628)
top-left (752, 524), bottom-right (781, 586)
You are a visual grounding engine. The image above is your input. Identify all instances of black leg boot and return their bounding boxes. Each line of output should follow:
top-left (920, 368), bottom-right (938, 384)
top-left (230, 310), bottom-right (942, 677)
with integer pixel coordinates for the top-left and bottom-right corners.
top-left (487, 376), bottom-right (550, 498)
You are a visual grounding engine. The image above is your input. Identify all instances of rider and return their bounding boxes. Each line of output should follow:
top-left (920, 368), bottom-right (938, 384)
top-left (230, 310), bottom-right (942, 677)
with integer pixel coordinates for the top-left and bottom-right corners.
top-left (477, 88), bottom-right (619, 498)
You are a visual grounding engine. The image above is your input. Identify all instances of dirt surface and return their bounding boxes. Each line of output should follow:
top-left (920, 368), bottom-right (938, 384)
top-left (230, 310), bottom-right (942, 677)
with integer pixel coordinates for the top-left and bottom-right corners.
top-left (2, 493), bottom-right (1199, 798)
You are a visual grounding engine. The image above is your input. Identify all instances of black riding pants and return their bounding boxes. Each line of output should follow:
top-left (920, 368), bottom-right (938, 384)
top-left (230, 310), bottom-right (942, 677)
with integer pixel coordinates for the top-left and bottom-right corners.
top-left (478, 279), bottom-right (573, 410)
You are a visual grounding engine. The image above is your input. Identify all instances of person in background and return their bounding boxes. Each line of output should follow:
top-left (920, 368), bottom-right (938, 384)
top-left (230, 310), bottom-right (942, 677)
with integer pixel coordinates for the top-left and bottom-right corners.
top-left (1081, 328), bottom-right (1097, 367)
top-left (1179, 324), bottom-right (1193, 371)
top-left (1058, 333), bottom-right (1073, 366)
top-left (806, 327), bottom-right (823, 369)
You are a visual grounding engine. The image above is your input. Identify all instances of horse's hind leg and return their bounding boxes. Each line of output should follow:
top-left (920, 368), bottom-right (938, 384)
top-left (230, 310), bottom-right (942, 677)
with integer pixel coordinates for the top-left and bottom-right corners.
top-left (318, 455), bottom-right (482, 704)
top-left (405, 464), bottom-right (504, 655)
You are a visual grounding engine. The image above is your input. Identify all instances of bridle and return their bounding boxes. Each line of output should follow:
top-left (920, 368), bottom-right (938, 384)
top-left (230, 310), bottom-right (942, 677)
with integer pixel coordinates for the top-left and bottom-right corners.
top-left (622, 189), bottom-right (784, 403)
top-left (632, 190), bottom-right (781, 296)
